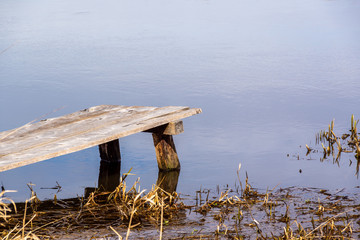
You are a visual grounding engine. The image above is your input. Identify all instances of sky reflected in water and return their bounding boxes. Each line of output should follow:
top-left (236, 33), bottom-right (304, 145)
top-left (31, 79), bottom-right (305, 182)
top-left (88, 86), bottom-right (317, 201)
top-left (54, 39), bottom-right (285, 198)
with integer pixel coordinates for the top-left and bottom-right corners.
top-left (1, 0), bottom-right (360, 201)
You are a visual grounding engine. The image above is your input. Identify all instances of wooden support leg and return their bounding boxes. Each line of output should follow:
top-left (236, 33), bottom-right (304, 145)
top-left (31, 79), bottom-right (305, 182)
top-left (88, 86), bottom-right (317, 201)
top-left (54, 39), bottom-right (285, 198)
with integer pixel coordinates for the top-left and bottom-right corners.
top-left (152, 133), bottom-right (180, 171)
top-left (98, 139), bottom-right (121, 191)
top-left (99, 139), bottom-right (121, 162)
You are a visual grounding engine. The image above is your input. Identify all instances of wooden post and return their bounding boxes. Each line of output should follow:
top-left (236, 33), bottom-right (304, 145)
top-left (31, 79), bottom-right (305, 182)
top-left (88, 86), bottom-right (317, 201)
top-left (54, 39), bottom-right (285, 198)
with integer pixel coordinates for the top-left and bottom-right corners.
top-left (98, 139), bottom-right (121, 162)
top-left (148, 121), bottom-right (183, 171)
top-left (98, 139), bottom-right (121, 191)
top-left (152, 133), bottom-right (180, 171)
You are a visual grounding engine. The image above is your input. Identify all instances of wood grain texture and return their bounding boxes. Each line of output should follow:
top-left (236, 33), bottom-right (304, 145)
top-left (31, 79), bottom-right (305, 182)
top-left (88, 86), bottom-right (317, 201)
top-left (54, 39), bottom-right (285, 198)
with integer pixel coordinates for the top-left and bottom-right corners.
top-left (0, 105), bottom-right (201, 172)
top-left (152, 133), bottom-right (180, 171)
top-left (163, 121), bottom-right (184, 135)
top-left (145, 121), bottom-right (184, 135)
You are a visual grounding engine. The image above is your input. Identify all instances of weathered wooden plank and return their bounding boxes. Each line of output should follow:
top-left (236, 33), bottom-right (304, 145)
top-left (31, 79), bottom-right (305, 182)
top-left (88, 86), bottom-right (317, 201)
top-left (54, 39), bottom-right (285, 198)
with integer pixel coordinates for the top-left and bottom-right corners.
top-left (0, 106), bottom-right (190, 154)
top-left (0, 105), bottom-right (201, 172)
top-left (0, 105), bottom-right (136, 141)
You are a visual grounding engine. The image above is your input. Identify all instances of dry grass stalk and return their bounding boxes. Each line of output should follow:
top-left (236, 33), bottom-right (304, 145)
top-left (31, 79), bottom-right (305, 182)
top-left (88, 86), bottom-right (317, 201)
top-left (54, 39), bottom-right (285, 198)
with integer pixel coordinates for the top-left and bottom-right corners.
top-left (110, 226), bottom-right (122, 240)
top-left (159, 198), bottom-right (164, 240)
top-left (0, 191), bottom-right (17, 226)
top-left (1, 193), bottom-right (42, 240)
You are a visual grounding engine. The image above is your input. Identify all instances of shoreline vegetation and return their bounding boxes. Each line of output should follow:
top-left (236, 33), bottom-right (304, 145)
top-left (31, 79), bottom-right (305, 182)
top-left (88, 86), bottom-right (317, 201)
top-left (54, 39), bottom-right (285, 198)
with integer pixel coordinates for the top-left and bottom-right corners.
top-left (1, 116), bottom-right (359, 239)
top-left (1, 173), bottom-right (359, 239)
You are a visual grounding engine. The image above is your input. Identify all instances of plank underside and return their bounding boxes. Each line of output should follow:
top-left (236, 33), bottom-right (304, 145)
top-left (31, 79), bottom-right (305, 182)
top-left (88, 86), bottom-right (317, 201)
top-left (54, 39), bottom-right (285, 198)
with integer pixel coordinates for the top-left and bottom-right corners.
top-left (0, 105), bottom-right (202, 172)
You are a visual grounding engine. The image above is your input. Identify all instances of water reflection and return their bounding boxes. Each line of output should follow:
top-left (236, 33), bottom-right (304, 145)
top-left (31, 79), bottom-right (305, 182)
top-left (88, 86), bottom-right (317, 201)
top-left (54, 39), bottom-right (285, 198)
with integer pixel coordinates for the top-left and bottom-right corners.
top-left (98, 139), bottom-right (121, 192)
top-left (86, 139), bottom-right (180, 196)
top-left (97, 160), bottom-right (121, 192)
top-left (1, 0), bottom-right (360, 201)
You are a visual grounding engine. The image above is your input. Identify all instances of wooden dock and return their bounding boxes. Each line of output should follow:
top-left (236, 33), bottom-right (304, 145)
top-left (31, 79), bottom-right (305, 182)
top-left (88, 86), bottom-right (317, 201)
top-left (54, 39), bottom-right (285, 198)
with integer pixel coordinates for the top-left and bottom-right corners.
top-left (0, 105), bottom-right (202, 173)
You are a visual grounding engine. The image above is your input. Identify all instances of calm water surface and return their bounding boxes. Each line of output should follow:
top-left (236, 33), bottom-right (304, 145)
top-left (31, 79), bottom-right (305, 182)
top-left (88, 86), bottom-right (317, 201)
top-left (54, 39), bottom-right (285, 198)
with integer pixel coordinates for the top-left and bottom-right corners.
top-left (1, 0), bottom-right (360, 201)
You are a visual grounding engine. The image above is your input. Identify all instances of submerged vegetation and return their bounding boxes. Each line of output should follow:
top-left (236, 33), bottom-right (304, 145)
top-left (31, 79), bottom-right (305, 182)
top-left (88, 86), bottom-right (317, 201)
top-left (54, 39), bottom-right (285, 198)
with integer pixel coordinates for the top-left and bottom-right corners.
top-left (0, 166), bottom-right (359, 239)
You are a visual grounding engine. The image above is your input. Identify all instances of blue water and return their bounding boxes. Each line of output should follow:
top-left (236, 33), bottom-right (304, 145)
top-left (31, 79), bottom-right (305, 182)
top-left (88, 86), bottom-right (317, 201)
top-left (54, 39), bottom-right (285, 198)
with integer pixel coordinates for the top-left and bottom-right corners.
top-left (1, 0), bottom-right (360, 201)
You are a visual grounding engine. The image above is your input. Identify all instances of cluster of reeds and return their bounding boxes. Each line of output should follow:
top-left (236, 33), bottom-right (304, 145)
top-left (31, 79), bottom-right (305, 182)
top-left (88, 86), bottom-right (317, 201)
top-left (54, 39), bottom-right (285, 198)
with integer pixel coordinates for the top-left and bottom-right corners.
top-left (84, 177), bottom-right (181, 238)
top-left (0, 191), bottom-right (16, 227)
top-left (191, 165), bottom-right (279, 238)
top-left (189, 186), bottom-right (360, 239)
top-left (185, 163), bottom-right (360, 239)
top-left (0, 176), bottom-right (182, 239)
top-left (281, 214), bottom-right (357, 240)
top-left (279, 193), bottom-right (359, 240)
top-left (308, 115), bottom-right (360, 174)
top-left (0, 190), bottom-right (42, 240)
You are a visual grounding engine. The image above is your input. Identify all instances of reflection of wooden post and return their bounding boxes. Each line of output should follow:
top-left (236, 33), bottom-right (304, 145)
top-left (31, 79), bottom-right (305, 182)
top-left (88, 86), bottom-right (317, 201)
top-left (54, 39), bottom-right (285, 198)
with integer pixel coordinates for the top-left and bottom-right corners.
top-left (98, 160), bottom-right (121, 192)
top-left (98, 139), bottom-right (121, 191)
top-left (156, 170), bottom-right (180, 193)
top-left (149, 121), bottom-right (184, 171)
